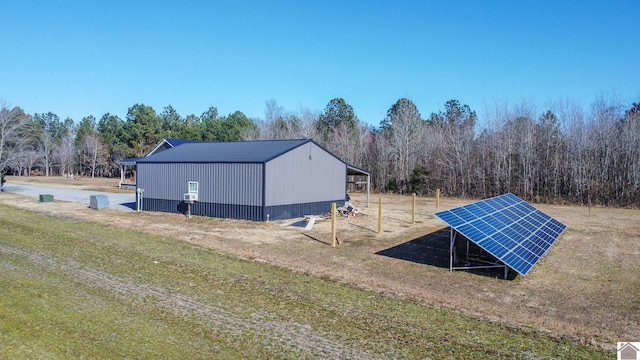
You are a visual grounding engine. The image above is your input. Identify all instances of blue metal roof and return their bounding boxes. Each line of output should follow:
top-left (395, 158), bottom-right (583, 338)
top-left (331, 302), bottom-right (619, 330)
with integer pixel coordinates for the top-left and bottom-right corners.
top-left (137, 139), bottom-right (312, 163)
top-left (118, 156), bottom-right (145, 165)
top-left (121, 139), bottom-right (201, 165)
top-left (165, 138), bottom-right (203, 147)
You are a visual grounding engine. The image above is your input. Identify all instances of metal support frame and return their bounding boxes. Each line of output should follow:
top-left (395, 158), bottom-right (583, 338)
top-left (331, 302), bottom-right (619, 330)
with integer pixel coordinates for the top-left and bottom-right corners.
top-left (346, 165), bottom-right (370, 208)
top-left (449, 228), bottom-right (509, 279)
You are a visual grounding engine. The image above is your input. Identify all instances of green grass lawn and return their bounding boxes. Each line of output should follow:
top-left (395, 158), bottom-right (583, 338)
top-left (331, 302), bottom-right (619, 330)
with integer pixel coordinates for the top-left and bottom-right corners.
top-left (0, 204), bottom-right (611, 359)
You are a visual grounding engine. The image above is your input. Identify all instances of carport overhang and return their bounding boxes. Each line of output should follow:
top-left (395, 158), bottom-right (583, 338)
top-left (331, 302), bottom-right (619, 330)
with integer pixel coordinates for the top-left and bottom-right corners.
top-left (347, 165), bottom-right (370, 207)
top-left (118, 157), bottom-right (144, 189)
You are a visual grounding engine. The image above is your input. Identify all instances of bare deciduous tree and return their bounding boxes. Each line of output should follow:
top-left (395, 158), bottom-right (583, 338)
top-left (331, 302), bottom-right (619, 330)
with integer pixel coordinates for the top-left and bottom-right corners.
top-left (81, 133), bottom-right (105, 178)
top-left (55, 118), bottom-right (76, 176)
top-left (382, 98), bottom-right (423, 193)
top-left (0, 104), bottom-right (31, 172)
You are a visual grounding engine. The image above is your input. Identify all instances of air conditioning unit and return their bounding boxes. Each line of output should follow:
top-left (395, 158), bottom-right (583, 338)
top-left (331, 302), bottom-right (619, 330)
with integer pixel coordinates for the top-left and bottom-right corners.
top-left (184, 193), bottom-right (198, 202)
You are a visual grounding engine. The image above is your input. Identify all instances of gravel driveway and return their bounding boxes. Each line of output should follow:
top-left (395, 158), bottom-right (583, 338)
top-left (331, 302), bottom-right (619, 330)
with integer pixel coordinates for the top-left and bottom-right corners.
top-left (2, 183), bottom-right (135, 212)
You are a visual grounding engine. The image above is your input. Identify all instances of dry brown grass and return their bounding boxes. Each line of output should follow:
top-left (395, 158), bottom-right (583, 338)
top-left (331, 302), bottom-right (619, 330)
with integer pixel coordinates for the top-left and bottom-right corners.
top-left (3, 175), bottom-right (639, 347)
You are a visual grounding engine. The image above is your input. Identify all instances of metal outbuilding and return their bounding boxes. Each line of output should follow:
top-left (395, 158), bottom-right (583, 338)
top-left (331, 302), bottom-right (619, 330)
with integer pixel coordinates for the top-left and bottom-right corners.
top-left (134, 139), bottom-right (370, 221)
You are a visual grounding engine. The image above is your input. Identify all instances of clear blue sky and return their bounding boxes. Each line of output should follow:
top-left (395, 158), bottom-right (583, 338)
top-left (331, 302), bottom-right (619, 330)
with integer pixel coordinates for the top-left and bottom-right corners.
top-left (1, 1), bottom-right (638, 127)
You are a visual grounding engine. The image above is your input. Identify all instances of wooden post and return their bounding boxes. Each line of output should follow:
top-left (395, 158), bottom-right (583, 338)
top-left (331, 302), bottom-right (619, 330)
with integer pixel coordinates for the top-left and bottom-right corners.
top-left (411, 193), bottom-right (416, 224)
top-left (377, 197), bottom-right (382, 234)
top-left (331, 203), bottom-right (337, 247)
top-left (436, 188), bottom-right (440, 210)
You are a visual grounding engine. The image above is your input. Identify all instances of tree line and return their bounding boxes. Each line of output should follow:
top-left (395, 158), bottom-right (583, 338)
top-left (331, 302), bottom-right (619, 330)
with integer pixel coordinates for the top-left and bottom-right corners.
top-left (1, 95), bottom-right (639, 207)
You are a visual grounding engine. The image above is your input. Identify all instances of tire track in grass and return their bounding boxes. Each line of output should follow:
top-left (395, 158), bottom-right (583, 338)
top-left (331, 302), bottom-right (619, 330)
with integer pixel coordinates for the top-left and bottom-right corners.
top-left (0, 244), bottom-right (382, 359)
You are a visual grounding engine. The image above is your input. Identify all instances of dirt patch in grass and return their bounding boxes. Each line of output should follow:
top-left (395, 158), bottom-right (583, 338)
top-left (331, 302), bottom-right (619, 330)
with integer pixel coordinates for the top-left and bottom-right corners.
top-left (3, 175), bottom-right (639, 347)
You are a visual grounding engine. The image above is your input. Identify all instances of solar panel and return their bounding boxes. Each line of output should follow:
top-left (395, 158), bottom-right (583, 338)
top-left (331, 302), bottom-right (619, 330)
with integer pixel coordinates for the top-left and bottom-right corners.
top-left (434, 193), bottom-right (567, 276)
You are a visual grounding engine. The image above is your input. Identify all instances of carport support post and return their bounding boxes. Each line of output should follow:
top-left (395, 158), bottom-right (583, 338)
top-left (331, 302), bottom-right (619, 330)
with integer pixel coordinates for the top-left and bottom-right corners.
top-left (411, 193), bottom-right (416, 224)
top-left (377, 197), bottom-right (382, 234)
top-left (366, 174), bottom-right (370, 208)
top-left (436, 189), bottom-right (440, 210)
top-left (331, 203), bottom-right (337, 247)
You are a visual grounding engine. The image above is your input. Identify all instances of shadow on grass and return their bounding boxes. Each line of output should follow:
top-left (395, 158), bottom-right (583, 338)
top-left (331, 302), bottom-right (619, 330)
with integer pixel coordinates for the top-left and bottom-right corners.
top-left (301, 233), bottom-right (331, 246)
top-left (347, 222), bottom-right (378, 233)
top-left (384, 216), bottom-right (413, 225)
top-left (375, 228), bottom-right (517, 280)
top-left (376, 228), bottom-right (451, 267)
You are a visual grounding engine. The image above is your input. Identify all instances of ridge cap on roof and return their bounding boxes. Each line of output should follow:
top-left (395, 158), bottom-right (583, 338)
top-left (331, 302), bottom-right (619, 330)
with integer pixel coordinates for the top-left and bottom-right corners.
top-left (136, 138), bottom-right (314, 164)
top-left (261, 139), bottom-right (312, 162)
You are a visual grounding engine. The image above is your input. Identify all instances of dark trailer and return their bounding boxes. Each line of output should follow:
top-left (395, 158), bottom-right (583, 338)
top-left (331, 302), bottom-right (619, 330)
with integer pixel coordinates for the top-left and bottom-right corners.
top-left (135, 139), bottom-right (369, 221)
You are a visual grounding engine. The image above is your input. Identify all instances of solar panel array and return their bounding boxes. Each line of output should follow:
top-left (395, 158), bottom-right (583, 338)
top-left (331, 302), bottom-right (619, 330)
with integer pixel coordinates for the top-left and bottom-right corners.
top-left (434, 193), bottom-right (566, 276)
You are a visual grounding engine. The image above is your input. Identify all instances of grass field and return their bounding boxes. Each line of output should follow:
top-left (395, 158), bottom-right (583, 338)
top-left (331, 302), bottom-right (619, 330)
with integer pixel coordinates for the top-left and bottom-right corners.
top-left (0, 204), bottom-right (612, 359)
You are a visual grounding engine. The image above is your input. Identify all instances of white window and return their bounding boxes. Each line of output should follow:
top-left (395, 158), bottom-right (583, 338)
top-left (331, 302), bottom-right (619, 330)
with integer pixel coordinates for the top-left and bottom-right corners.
top-left (188, 181), bottom-right (198, 194)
